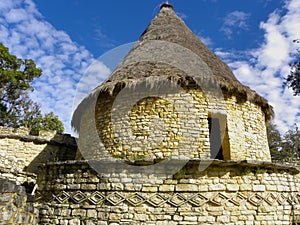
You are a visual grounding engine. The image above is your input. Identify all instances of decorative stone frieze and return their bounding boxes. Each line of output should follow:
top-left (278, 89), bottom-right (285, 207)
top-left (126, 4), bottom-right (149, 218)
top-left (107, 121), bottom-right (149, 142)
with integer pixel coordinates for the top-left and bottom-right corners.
top-left (36, 160), bottom-right (300, 225)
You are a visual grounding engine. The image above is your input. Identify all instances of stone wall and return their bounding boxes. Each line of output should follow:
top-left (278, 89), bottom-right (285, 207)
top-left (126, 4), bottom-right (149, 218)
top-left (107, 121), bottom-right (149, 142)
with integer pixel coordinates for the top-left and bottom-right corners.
top-left (37, 159), bottom-right (300, 225)
top-left (0, 126), bottom-right (78, 225)
top-left (0, 152), bottom-right (36, 186)
top-left (0, 153), bottom-right (38, 224)
top-left (0, 178), bottom-right (38, 224)
top-left (225, 95), bottom-right (270, 161)
top-left (0, 126), bottom-right (77, 173)
top-left (78, 88), bottom-right (270, 162)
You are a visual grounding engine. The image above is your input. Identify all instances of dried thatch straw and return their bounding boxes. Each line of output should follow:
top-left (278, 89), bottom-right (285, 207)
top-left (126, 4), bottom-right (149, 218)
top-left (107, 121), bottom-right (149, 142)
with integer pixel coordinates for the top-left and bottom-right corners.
top-left (72, 4), bottom-right (273, 131)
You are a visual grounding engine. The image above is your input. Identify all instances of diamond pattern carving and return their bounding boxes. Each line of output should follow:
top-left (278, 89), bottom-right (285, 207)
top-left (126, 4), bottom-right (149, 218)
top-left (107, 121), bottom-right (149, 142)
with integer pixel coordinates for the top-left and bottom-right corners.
top-left (229, 193), bottom-right (247, 206)
top-left (264, 193), bottom-right (278, 206)
top-left (248, 193), bottom-right (264, 206)
top-left (168, 193), bottom-right (187, 207)
top-left (294, 193), bottom-right (300, 204)
top-left (210, 193), bottom-right (229, 206)
top-left (71, 191), bottom-right (87, 203)
top-left (147, 194), bottom-right (167, 207)
top-left (188, 193), bottom-right (209, 206)
top-left (127, 193), bottom-right (146, 206)
top-left (106, 192), bottom-right (126, 206)
top-left (49, 190), bottom-right (297, 207)
top-left (89, 191), bottom-right (105, 204)
top-left (277, 193), bottom-right (287, 205)
top-left (55, 191), bottom-right (70, 203)
top-left (286, 194), bottom-right (294, 205)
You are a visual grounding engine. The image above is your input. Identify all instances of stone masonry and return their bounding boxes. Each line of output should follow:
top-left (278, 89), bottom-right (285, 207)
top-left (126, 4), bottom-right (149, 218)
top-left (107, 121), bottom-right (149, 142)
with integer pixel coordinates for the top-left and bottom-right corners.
top-left (37, 160), bottom-right (300, 225)
top-left (0, 3), bottom-right (295, 225)
top-left (0, 128), bottom-right (300, 224)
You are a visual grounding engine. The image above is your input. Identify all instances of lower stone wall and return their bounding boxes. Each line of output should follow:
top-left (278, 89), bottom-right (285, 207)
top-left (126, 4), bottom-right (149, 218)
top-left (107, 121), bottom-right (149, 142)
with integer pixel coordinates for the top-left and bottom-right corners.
top-left (0, 152), bottom-right (37, 185)
top-left (0, 153), bottom-right (39, 224)
top-left (0, 126), bottom-right (77, 173)
top-left (0, 178), bottom-right (38, 224)
top-left (37, 160), bottom-right (300, 225)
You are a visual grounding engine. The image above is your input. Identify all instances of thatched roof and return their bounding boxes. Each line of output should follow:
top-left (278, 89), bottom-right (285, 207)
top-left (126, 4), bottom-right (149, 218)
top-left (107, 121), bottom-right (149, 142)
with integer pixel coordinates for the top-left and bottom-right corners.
top-left (72, 3), bottom-right (273, 130)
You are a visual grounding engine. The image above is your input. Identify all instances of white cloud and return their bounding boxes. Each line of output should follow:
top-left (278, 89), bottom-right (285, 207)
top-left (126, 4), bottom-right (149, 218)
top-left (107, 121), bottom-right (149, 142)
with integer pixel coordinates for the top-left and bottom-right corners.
top-left (5, 8), bottom-right (28, 23)
top-left (198, 35), bottom-right (213, 47)
top-left (0, 0), bottom-right (110, 133)
top-left (73, 59), bottom-right (111, 111)
top-left (176, 12), bottom-right (188, 20)
top-left (217, 0), bottom-right (300, 133)
top-left (221, 10), bottom-right (251, 39)
top-left (0, 0), bottom-right (21, 11)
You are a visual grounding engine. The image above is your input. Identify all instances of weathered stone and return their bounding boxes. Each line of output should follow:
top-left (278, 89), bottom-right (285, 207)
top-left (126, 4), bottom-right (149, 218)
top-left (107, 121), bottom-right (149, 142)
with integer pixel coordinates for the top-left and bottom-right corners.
top-left (176, 184), bottom-right (198, 192)
top-left (209, 184), bottom-right (226, 191)
top-left (87, 209), bottom-right (97, 218)
top-left (72, 209), bottom-right (86, 217)
top-left (142, 186), bottom-right (158, 192)
top-left (0, 211), bottom-right (13, 221)
top-left (226, 184), bottom-right (239, 192)
top-left (69, 218), bottom-right (80, 225)
top-left (159, 185), bottom-right (175, 192)
top-left (0, 194), bottom-right (12, 202)
top-left (253, 185), bottom-right (266, 192)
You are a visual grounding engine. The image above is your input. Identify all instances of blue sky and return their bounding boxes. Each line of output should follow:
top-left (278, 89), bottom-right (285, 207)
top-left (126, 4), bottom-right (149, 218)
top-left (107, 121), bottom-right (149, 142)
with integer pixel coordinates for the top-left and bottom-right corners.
top-left (0, 0), bottom-right (299, 134)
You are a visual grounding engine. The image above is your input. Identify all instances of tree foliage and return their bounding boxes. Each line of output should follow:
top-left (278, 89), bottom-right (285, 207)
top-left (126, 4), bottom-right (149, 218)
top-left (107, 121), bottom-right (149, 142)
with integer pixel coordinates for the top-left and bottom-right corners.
top-left (267, 122), bottom-right (284, 160)
top-left (0, 42), bottom-right (64, 133)
top-left (281, 125), bottom-right (300, 159)
top-left (267, 121), bottom-right (300, 160)
top-left (285, 39), bottom-right (300, 96)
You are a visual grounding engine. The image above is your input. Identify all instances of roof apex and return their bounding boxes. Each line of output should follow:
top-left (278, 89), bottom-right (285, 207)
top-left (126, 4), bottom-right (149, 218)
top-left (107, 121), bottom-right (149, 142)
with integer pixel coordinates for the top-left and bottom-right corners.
top-left (160, 2), bottom-right (174, 10)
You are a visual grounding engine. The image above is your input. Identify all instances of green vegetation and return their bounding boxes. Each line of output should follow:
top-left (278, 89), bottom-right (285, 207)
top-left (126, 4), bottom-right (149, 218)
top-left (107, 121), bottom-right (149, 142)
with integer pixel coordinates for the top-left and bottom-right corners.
top-left (0, 42), bottom-right (64, 133)
top-left (284, 39), bottom-right (300, 96)
top-left (267, 121), bottom-right (300, 160)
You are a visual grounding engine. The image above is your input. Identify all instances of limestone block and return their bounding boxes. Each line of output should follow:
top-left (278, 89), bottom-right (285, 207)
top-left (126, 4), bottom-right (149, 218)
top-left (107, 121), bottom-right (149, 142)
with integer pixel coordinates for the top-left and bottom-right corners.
top-left (109, 213), bottom-right (122, 220)
top-left (240, 184), bottom-right (253, 191)
top-left (81, 184), bottom-right (96, 190)
top-left (198, 185), bottom-right (209, 192)
top-left (142, 186), bottom-right (158, 192)
top-left (175, 184), bottom-right (198, 192)
top-left (159, 185), bottom-right (175, 192)
top-left (217, 215), bottom-right (230, 223)
top-left (72, 209), bottom-right (86, 217)
top-left (226, 184), bottom-right (239, 192)
top-left (253, 185), bottom-right (266, 192)
top-left (69, 218), bottom-right (80, 225)
top-left (184, 215), bottom-right (198, 221)
top-left (87, 209), bottom-right (97, 218)
top-left (208, 184), bottom-right (226, 191)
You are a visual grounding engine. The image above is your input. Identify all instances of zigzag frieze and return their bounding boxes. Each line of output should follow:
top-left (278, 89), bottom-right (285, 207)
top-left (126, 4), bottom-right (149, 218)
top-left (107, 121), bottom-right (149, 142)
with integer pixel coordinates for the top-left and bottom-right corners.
top-left (38, 190), bottom-right (300, 207)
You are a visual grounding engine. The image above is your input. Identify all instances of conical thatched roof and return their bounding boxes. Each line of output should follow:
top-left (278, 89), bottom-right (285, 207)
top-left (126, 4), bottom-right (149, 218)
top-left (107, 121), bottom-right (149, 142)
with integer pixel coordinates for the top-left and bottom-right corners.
top-left (72, 3), bottom-right (273, 130)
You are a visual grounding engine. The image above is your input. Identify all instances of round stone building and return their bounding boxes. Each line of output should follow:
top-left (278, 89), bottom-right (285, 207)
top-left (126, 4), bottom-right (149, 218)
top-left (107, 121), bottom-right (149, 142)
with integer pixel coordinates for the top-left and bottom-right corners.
top-left (73, 3), bottom-right (273, 163)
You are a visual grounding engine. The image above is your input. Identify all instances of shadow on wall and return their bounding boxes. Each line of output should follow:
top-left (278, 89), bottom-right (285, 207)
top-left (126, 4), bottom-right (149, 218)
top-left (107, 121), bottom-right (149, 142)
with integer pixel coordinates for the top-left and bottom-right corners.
top-left (24, 133), bottom-right (78, 174)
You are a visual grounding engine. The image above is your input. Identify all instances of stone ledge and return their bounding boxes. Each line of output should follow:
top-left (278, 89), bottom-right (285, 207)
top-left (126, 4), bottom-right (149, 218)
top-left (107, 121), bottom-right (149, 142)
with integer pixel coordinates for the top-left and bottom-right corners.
top-left (40, 159), bottom-right (300, 175)
top-left (0, 166), bottom-right (37, 178)
top-left (0, 133), bottom-right (77, 147)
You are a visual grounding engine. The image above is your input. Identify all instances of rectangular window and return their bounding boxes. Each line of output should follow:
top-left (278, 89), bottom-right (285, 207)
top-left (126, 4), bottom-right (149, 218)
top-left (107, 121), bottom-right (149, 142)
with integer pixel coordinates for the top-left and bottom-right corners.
top-left (208, 118), bottom-right (224, 160)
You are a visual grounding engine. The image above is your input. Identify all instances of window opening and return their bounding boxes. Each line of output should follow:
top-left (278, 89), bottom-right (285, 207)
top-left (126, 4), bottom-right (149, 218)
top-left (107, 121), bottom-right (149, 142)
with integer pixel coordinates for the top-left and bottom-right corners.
top-left (208, 117), bottom-right (224, 160)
